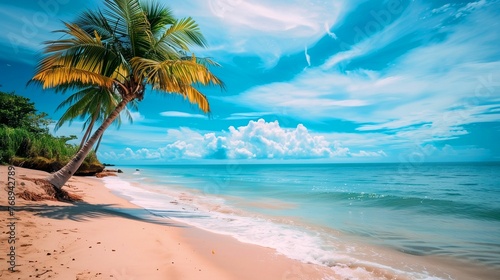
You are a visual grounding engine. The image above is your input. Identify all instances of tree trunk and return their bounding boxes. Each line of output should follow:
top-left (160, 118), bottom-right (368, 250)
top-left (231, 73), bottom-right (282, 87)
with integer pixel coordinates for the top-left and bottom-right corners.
top-left (94, 134), bottom-right (104, 153)
top-left (79, 123), bottom-right (92, 150)
top-left (47, 98), bottom-right (132, 189)
top-left (79, 104), bottom-right (100, 149)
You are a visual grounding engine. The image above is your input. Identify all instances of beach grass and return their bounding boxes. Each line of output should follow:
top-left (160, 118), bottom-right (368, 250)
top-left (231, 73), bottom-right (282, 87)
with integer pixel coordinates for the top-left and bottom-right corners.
top-left (0, 126), bottom-right (101, 173)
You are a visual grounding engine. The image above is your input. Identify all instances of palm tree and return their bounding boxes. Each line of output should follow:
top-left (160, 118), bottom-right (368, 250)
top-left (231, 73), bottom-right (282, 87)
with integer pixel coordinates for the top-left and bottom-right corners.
top-left (55, 86), bottom-right (138, 152)
top-left (30, 0), bottom-right (223, 189)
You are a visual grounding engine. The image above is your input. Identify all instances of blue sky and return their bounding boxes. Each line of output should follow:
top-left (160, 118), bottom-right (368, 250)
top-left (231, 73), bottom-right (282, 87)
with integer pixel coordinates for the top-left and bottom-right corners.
top-left (0, 0), bottom-right (499, 164)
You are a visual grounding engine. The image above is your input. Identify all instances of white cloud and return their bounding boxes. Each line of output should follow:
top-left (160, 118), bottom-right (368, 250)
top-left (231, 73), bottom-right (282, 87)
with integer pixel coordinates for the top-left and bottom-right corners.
top-left (304, 46), bottom-right (311, 67)
top-left (104, 147), bottom-right (161, 161)
top-left (173, 0), bottom-right (350, 66)
top-left (405, 144), bottom-right (491, 162)
top-left (432, 4), bottom-right (451, 14)
top-left (160, 140), bottom-right (203, 159)
top-left (0, 1), bottom-right (98, 62)
top-left (162, 119), bottom-right (340, 159)
top-left (224, 112), bottom-right (273, 120)
top-left (98, 119), bottom-right (387, 161)
top-left (208, 1), bottom-right (318, 33)
top-left (323, 1), bottom-right (437, 70)
top-left (324, 21), bottom-right (338, 39)
top-left (160, 111), bottom-right (207, 119)
top-left (350, 150), bottom-right (387, 157)
top-left (228, 3), bottom-right (500, 146)
top-left (455, 0), bottom-right (487, 18)
top-left (127, 111), bottom-right (145, 122)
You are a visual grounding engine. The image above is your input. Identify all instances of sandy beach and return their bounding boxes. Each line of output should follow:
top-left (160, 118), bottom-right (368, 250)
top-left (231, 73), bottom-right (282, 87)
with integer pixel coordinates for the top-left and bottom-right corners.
top-left (0, 166), bottom-right (334, 280)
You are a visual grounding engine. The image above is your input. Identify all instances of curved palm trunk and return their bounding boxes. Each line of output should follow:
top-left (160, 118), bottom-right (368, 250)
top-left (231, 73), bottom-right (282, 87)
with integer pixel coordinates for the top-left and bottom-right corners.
top-left (79, 103), bottom-right (100, 149)
top-left (79, 127), bottom-right (90, 149)
top-left (94, 134), bottom-right (104, 153)
top-left (47, 98), bottom-right (132, 189)
top-left (79, 117), bottom-right (94, 149)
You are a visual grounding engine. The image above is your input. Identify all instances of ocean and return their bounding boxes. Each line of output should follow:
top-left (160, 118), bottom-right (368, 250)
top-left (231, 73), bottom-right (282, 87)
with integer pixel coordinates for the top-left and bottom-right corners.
top-left (102, 162), bottom-right (500, 279)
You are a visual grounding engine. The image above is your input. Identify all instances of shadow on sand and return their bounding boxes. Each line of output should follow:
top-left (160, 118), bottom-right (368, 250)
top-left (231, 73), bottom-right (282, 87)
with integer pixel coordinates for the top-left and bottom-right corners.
top-left (1, 202), bottom-right (198, 228)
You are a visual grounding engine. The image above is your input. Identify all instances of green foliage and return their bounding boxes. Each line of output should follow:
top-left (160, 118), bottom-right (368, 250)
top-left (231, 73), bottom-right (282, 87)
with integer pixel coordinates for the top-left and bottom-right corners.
top-left (0, 91), bottom-right (52, 134)
top-left (0, 126), bottom-right (95, 163)
top-left (0, 91), bottom-right (102, 173)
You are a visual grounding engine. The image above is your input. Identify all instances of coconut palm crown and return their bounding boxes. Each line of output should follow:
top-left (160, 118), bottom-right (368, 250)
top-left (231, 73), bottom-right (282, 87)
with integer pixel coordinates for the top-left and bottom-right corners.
top-left (30, 0), bottom-right (224, 188)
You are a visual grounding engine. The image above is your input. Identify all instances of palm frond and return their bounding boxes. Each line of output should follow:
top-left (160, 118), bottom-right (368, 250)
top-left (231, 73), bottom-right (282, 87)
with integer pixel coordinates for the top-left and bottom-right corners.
top-left (32, 0), bottom-right (224, 135)
top-left (154, 17), bottom-right (206, 54)
top-left (55, 87), bottom-right (95, 111)
top-left (182, 55), bottom-right (221, 67)
top-left (141, 2), bottom-right (175, 35)
top-left (124, 109), bottom-right (134, 124)
top-left (103, 0), bottom-right (150, 58)
top-left (171, 17), bottom-right (207, 48)
top-left (131, 57), bottom-right (223, 88)
top-left (131, 57), bottom-right (222, 112)
top-left (76, 10), bottom-right (114, 40)
top-left (55, 87), bottom-right (124, 130)
top-left (32, 67), bottom-right (115, 89)
top-left (178, 85), bottom-right (210, 113)
top-left (55, 99), bottom-right (89, 131)
top-left (127, 99), bottom-right (139, 111)
top-left (30, 22), bottom-right (125, 89)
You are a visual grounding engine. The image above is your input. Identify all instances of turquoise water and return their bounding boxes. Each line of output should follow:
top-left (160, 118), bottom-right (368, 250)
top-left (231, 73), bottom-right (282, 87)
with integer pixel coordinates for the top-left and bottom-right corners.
top-left (106, 162), bottom-right (500, 278)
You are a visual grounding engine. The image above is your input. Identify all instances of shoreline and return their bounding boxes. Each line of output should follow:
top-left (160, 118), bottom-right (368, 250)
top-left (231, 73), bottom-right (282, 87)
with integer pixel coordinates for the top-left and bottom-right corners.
top-left (106, 167), bottom-right (500, 280)
top-left (0, 166), bottom-right (333, 279)
top-left (2, 166), bottom-right (498, 280)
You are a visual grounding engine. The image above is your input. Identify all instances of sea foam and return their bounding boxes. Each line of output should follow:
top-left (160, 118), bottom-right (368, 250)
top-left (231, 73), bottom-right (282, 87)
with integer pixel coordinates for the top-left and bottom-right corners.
top-left (102, 176), bottom-right (444, 280)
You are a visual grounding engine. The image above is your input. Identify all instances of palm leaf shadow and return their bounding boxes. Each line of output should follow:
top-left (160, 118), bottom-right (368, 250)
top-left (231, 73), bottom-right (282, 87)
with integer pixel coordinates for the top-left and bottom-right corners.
top-left (7, 202), bottom-right (208, 227)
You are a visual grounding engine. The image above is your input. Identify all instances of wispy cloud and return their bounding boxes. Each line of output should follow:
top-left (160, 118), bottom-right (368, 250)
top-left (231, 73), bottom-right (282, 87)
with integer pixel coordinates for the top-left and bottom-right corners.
top-left (324, 21), bottom-right (338, 39)
top-left (304, 46), bottom-right (311, 67)
top-left (160, 111), bottom-right (207, 119)
top-left (3, 0), bottom-right (499, 163)
top-left (126, 111), bottom-right (145, 123)
top-left (224, 112), bottom-right (274, 120)
top-left (173, 0), bottom-right (350, 66)
top-left (0, 1), bottom-right (97, 61)
top-left (455, 0), bottom-right (487, 18)
top-left (227, 2), bottom-right (500, 147)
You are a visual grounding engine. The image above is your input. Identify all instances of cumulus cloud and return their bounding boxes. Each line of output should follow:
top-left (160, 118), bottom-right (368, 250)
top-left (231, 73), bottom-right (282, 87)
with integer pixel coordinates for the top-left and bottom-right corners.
top-left (164, 119), bottom-right (340, 159)
top-left (119, 148), bottom-right (161, 160)
top-left (99, 119), bottom-right (387, 161)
